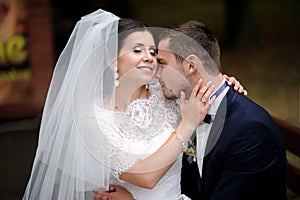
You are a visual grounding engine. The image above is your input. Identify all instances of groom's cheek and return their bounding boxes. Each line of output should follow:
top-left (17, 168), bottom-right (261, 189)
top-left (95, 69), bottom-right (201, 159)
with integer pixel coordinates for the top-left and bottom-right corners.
top-left (162, 69), bottom-right (188, 98)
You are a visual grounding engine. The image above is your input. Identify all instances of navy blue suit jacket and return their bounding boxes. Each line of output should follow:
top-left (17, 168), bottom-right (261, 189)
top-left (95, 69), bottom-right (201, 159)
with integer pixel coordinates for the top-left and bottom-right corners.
top-left (181, 86), bottom-right (287, 200)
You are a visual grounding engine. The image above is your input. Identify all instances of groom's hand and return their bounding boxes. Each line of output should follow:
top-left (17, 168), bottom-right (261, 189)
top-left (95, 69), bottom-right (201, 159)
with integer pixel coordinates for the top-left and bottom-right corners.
top-left (94, 185), bottom-right (134, 200)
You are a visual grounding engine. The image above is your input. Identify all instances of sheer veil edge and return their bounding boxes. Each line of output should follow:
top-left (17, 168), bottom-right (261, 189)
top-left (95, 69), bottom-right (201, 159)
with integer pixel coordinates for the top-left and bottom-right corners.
top-left (23, 9), bottom-right (120, 200)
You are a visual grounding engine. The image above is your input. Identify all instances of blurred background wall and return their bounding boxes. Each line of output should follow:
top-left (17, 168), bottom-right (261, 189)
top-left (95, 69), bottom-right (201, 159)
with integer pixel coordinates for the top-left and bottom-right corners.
top-left (51, 0), bottom-right (300, 126)
top-left (0, 0), bottom-right (299, 199)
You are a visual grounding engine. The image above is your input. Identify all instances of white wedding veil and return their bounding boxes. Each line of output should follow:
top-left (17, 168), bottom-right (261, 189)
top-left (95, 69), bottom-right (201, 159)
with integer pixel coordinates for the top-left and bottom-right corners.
top-left (23, 9), bottom-right (120, 199)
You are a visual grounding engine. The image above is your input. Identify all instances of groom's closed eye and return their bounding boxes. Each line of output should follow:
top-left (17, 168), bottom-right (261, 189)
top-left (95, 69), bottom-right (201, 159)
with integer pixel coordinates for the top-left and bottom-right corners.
top-left (157, 58), bottom-right (166, 65)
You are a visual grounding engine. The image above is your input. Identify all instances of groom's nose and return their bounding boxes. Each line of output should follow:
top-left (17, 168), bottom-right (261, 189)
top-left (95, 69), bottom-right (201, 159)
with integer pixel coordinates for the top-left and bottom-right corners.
top-left (155, 65), bottom-right (162, 78)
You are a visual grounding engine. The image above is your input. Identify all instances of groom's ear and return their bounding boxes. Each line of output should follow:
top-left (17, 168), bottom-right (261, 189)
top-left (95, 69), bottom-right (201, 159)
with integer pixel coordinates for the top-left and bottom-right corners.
top-left (185, 54), bottom-right (199, 75)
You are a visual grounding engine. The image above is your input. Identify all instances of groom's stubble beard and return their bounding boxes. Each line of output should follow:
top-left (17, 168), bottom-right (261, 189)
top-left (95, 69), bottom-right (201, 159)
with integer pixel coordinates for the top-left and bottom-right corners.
top-left (161, 86), bottom-right (177, 99)
top-left (161, 76), bottom-right (193, 100)
top-left (162, 84), bottom-right (192, 100)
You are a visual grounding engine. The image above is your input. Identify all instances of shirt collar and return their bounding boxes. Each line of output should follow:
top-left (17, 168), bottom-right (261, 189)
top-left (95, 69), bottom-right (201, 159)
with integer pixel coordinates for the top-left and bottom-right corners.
top-left (208, 79), bottom-right (229, 115)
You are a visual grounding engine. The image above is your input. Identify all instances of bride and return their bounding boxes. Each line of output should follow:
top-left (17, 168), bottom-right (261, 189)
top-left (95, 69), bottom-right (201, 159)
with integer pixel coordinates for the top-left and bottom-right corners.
top-left (22, 9), bottom-right (215, 200)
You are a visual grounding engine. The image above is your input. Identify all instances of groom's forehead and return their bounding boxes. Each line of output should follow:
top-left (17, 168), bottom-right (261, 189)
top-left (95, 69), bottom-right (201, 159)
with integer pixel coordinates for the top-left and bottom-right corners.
top-left (157, 38), bottom-right (182, 63)
top-left (157, 49), bottom-right (176, 63)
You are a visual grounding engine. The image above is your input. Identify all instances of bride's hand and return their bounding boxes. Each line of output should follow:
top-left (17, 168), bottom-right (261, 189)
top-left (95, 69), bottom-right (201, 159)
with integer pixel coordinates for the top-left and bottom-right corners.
top-left (179, 79), bottom-right (215, 131)
top-left (94, 185), bottom-right (134, 200)
top-left (223, 74), bottom-right (248, 95)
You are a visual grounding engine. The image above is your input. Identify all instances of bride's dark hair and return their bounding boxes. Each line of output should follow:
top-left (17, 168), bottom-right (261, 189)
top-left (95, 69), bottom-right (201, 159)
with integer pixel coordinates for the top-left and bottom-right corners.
top-left (117, 18), bottom-right (151, 52)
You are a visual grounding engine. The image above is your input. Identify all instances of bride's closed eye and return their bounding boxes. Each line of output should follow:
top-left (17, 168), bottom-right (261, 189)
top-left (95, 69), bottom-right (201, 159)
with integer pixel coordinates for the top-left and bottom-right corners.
top-left (133, 47), bottom-right (157, 57)
top-left (149, 48), bottom-right (157, 56)
top-left (133, 46), bottom-right (143, 53)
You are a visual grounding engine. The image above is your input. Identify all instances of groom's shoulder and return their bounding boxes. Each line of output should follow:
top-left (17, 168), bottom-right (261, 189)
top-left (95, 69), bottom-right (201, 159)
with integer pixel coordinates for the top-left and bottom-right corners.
top-left (229, 89), bottom-right (269, 116)
top-left (226, 90), bottom-right (277, 129)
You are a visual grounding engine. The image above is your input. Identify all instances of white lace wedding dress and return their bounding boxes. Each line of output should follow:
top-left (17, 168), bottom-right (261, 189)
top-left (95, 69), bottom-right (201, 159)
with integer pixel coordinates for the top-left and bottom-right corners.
top-left (93, 84), bottom-right (186, 200)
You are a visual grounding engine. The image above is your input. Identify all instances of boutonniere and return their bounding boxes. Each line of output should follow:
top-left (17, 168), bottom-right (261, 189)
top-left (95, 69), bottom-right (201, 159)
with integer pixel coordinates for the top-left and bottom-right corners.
top-left (185, 139), bottom-right (197, 164)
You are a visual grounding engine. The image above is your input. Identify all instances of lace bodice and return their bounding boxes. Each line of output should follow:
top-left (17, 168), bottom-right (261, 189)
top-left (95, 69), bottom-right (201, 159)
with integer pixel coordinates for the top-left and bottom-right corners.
top-left (113, 86), bottom-right (179, 143)
top-left (94, 84), bottom-right (184, 199)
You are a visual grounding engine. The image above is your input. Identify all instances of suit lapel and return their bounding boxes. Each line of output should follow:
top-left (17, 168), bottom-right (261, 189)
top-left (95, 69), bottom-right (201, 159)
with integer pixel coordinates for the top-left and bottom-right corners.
top-left (204, 86), bottom-right (238, 157)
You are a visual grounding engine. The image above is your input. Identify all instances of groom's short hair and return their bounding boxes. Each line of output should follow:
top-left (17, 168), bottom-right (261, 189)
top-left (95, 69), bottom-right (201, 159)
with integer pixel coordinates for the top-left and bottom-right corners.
top-left (159, 20), bottom-right (221, 74)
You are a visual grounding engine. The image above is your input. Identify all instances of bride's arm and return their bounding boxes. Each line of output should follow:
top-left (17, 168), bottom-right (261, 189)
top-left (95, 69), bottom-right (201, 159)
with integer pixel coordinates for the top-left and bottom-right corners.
top-left (119, 79), bottom-right (215, 189)
top-left (119, 121), bottom-right (195, 189)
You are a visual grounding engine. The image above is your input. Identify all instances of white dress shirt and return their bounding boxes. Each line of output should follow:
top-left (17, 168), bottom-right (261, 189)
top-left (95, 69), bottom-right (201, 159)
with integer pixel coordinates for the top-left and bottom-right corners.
top-left (196, 79), bottom-right (230, 177)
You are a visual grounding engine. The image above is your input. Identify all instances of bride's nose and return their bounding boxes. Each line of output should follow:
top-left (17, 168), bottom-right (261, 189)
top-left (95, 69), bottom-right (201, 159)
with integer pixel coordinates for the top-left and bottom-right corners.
top-left (142, 50), bottom-right (154, 63)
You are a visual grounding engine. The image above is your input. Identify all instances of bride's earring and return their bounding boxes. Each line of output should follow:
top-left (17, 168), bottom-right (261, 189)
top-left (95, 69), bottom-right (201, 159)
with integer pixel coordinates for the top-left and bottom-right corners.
top-left (114, 68), bottom-right (119, 87)
top-left (145, 83), bottom-right (150, 90)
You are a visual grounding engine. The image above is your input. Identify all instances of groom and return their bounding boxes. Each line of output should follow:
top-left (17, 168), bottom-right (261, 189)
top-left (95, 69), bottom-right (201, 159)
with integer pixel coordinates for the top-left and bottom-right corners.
top-left (94, 21), bottom-right (287, 200)
top-left (156, 20), bottom-right (287, 200)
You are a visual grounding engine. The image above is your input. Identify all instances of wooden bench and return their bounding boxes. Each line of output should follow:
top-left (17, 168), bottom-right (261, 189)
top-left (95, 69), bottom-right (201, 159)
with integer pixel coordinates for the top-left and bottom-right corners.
top-left (273, 116), bottom-right (300, 195)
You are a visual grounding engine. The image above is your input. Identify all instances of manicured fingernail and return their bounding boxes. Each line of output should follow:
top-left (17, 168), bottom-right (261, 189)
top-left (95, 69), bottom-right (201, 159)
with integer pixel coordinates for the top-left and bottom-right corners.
top-left (198, 78), bottom-right (203, 83)
top-left (181, 91), bottom-right (184, 96)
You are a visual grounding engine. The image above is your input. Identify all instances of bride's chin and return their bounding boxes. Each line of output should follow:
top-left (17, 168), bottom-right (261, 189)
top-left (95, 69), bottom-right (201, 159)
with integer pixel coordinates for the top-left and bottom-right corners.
top-left (139, 76), bottom-right (154, 84)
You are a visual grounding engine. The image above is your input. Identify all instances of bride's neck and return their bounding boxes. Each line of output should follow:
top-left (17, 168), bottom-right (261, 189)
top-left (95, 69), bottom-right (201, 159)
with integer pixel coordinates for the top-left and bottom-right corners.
top-left (114, 85), bottom-right (149, 111)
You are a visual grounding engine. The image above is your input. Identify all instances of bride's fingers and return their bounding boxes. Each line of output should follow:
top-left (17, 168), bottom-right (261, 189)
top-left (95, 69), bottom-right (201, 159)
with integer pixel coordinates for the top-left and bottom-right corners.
top-left (233, 81), bottom-right (241, 91)
top-left (109, 185), bottom-right (116, 192)
top-left (198, 82), bottom-right (214, 103)
top-left (196, 81), bottom-right (212, 102)
top-left (204, 95), bottom-right (216, 111)
top-left (196, 95), bottom-right (216, 123)
top-left (179, 91), bottom-right (186, 108)
top-left (236, 84), bottom-right (243, 93)
top-left (94, 194), bottom-right (108, 200)
top-left (224, 75), bottom-right (234, 86)
top-left (191, 79), bottom-right (203, 98)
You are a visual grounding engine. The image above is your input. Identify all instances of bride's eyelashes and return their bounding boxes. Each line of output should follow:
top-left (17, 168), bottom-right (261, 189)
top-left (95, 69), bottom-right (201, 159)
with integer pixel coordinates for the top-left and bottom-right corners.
top-left (133, 46), bottom-right (142, 53)
top-left (132, 46), bottom-right (157, 57)
top-left (149, 48), bottom-right (157, 56)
